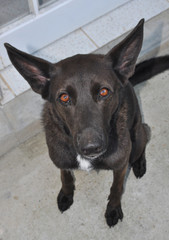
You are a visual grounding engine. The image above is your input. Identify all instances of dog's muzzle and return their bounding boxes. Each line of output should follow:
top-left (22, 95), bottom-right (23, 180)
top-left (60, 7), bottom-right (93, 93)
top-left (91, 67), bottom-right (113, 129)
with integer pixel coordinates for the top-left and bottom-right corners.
top-left (76, 127), bottom-right (106, 160)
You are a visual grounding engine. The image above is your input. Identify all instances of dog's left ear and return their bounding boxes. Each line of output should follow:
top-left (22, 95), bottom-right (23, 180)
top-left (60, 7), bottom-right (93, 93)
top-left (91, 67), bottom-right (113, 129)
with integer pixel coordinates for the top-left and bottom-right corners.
top-left (4, 43), bottom-right (55, 100)
top-left (106, 19), bottom-right (144, 85)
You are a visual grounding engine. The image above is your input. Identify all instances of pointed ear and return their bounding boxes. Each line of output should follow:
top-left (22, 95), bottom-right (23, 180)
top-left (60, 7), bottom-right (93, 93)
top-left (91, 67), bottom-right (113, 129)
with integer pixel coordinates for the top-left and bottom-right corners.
top-left (106, 19), bottom-right (144, 85)
top-left (4, 43), bottom-right (55, 100)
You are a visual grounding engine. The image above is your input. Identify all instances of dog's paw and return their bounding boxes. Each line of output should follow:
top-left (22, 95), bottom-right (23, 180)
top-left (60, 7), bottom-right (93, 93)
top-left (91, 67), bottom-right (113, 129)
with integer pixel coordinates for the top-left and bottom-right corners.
top-left (105, 205), bottom-right (123, 227)
top-left (57, 189), bottom-right (74, 212)
top-left (132, 155), bottom-right (146, 178)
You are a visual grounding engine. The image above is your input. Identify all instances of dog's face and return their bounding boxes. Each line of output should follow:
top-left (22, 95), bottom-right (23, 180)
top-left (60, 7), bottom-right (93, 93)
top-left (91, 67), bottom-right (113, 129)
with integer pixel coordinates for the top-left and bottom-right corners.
top-left (4, 19), bottom-right (144, 160)
top-left (50, 54), bottom-right (121, 159)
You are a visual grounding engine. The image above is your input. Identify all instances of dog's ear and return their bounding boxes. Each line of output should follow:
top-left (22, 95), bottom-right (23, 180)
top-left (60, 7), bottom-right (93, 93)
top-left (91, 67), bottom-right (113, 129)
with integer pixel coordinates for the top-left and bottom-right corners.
top-left (4, 43), bottom-right (54, 100)
top-left (106, 19), bottom-right (144, 85)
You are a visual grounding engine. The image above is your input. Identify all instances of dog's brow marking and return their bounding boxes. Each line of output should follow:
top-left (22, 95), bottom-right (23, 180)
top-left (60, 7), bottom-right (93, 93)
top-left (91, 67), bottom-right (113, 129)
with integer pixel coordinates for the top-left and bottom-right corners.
top-left (77, 155), bottom-right (93, 171)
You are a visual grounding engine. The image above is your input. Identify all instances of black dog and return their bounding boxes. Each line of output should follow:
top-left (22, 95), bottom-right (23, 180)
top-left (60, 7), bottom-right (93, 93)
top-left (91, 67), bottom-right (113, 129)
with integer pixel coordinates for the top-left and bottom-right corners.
top-left (4, 19), bottom-right (169, 227)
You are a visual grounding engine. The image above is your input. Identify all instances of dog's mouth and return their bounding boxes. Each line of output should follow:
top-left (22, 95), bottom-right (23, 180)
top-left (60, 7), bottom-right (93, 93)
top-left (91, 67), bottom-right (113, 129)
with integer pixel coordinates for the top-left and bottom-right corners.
top-left (80, 149), bottom-right (106, 161)
top-left (77, 150), bottom-right (106, 171)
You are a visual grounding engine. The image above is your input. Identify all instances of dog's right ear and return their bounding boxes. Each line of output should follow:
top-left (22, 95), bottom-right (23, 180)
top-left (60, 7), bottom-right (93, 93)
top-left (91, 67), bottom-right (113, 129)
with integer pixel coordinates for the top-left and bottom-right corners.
top-left (4, 43), bottom-right (55, 100)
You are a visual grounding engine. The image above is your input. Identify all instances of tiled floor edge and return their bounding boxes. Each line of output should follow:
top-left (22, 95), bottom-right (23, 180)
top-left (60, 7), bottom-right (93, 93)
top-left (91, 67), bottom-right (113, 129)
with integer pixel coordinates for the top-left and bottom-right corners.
top-left (80, 28), bottom-right (99, 48)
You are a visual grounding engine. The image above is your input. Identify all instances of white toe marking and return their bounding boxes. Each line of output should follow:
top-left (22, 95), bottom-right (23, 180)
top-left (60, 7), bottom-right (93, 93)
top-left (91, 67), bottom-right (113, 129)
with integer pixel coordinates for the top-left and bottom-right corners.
top-left (77, 155), bottom-right (93, 171)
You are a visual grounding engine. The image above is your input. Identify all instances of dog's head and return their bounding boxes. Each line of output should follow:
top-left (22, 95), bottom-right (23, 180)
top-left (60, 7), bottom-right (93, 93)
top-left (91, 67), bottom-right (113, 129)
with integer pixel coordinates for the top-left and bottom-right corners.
top-left (4, 19), bottom-right (144, 161)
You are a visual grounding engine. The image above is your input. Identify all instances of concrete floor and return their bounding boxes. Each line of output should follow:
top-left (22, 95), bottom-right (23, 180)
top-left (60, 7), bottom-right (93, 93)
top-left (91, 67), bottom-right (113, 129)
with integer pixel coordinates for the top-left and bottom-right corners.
top-left (0, 70), bottom-right (169, 240)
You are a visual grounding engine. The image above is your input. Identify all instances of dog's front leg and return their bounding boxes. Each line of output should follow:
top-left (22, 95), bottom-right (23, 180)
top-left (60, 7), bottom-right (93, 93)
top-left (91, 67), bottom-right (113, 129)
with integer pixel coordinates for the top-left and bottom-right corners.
top-left (105, 165), bottom-right (128, 227)
top-left (57, 169), bottom-right (75, 212)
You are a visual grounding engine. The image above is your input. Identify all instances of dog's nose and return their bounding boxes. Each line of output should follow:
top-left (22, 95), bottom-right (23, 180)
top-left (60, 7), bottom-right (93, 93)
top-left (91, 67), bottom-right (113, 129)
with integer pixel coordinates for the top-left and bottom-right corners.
top-left (81, 142), bottom-right (103, 157)
top-left (77, 128), bottom-right (105, 158)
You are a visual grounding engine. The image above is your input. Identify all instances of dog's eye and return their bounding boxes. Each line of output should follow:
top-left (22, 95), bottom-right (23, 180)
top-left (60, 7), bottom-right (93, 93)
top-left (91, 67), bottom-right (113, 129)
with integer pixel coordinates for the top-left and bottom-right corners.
top-left (99, 88), bottom-right (109, 97)
top-left (60, 93), bottom-right (70, 104)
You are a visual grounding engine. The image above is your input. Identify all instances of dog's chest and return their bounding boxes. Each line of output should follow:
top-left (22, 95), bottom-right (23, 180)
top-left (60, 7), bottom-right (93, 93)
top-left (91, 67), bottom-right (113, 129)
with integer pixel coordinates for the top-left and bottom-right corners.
top-left (77, 155), bottom-right (93, 171)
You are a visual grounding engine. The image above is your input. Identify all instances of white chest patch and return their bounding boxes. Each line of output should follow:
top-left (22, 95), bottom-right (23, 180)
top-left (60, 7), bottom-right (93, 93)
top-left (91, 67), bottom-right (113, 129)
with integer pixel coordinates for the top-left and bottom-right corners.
top-left (77, 155), bottom-right (93, 171)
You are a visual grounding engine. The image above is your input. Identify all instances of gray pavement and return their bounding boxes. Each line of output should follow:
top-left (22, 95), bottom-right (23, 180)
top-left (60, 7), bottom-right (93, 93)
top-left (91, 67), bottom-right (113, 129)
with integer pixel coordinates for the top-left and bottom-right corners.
top-left (0, 70), bottom-right (169, 240)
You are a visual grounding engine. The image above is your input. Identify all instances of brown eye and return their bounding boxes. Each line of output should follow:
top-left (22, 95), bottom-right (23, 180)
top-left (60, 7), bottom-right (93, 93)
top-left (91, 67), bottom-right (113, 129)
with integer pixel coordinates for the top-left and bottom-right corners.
top-left (99, 88), bottom-right (109, 97)
top-left (60, 93), bottom-right (70, 103)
